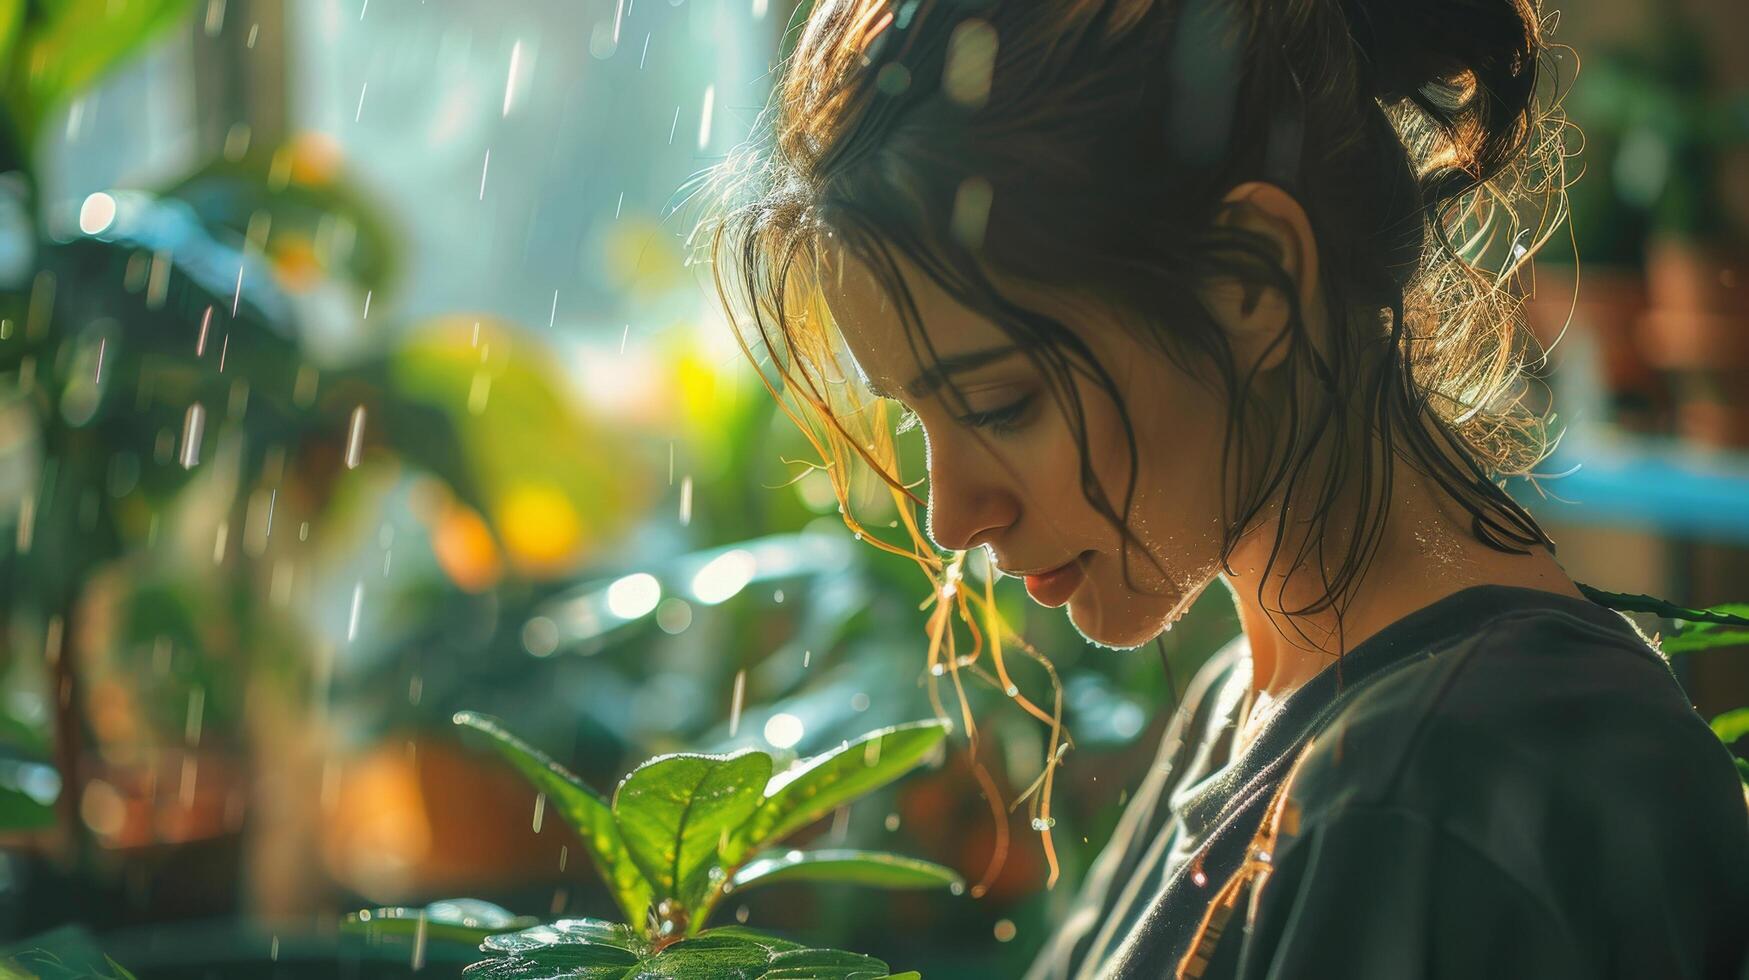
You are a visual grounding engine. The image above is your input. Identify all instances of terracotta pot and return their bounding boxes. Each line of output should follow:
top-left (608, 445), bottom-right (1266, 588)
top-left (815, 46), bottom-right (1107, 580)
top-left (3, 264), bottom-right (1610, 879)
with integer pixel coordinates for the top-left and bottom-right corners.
top-left (1523, 262), bottom-right (1663, 430)
top-left (1638, 239), bottom-right (1749, 449)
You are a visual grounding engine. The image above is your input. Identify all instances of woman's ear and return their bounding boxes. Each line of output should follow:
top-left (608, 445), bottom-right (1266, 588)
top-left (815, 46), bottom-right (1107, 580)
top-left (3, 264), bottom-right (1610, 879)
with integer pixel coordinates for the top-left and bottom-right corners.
top-left (1198, 181), bottom-right (1322, 376)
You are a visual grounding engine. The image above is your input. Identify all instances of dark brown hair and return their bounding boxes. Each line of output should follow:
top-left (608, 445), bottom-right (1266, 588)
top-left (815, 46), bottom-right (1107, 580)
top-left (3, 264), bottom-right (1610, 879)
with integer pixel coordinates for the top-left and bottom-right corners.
top-left (684, 0), bottom-right (1569, 885)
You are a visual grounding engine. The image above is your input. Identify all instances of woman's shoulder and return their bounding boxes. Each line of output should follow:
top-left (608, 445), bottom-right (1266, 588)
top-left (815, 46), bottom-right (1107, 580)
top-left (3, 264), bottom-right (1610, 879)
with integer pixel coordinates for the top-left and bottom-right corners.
top-left (1280, 601), bottom-right (1749, 886)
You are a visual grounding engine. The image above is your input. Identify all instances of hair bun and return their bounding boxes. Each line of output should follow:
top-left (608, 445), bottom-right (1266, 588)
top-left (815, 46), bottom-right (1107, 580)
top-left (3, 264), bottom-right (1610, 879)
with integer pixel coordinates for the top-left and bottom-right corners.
top-left (1341, 0), bottom-right (1539, 97)
top-left (1339, 0), bottom-right (1543, 186)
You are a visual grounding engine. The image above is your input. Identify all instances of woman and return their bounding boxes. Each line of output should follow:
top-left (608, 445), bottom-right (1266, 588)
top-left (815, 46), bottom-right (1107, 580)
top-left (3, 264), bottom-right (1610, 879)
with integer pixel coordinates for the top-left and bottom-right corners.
top-left (690, 0), bottom-right (1749, 976)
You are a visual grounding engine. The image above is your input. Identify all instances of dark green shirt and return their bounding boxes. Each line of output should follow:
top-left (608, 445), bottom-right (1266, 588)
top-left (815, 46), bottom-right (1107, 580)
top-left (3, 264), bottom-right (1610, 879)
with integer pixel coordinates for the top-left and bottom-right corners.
top-left (1025, 585), bottom-right (1749, 979)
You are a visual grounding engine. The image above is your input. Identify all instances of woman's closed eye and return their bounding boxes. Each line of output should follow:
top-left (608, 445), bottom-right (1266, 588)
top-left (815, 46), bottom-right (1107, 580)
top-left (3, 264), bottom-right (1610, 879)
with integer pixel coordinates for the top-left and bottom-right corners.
top-left (893, 391), bottom-right (1038, 438)
top-left (955, 393), bottom-right (1036, 436)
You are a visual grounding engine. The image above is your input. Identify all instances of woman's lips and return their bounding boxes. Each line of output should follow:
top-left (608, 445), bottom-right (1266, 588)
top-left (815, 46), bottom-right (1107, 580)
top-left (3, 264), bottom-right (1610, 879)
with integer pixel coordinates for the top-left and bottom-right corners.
top-left (1024, 553), bottom-right (1087, 607)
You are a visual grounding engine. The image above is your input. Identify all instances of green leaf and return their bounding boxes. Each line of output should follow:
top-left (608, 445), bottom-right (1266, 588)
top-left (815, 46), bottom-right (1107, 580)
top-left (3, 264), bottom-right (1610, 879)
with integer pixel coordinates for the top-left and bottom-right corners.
top-left (343, 898), bottom-right (536, 947)
top-left (1577, 587), bottom-right (1749, 628)
top-left (464, 920), bottom-right (908, 980)
top-left (453, 712), bottom-right (654, 924)
top-left (1712, 708), bottom-right (1749, 746)
top-left (612, 750), bottom-right (772, 920)
top-left (729, 849), bottom-right (963, 894)
top-left (732, 721), bottom-right (949, 862)
top-left (5, 0), bottom-right (198, 142)
top-left (1663, 626), bottom-right (1749, 655)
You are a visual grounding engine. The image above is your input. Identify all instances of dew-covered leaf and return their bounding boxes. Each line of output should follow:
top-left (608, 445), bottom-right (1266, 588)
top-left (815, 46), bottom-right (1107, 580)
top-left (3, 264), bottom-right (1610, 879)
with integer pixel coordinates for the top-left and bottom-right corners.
top-left (463, 922), bottom-right (912, 980)
top-left (730, 849), bottom-right (963, 893)
top-left (343, 897), bottom-right (536, 946)
top-left (731, 720), bottom-right (948, 862)
top-left (454, 712), bottom-right (654, 923)
top-left (612, 750), bottom-right (772, 916)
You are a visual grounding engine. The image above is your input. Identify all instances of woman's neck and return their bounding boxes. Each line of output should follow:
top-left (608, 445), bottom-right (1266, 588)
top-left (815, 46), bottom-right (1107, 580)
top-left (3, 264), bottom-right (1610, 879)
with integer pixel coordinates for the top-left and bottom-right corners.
top-left (1218, 447), bottom-right (1582, 708)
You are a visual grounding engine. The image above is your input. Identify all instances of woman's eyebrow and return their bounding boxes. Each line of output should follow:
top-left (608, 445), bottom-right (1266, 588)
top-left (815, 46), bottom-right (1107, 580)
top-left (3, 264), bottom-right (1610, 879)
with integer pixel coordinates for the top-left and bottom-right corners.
top-left (867, 344), bottom-right (1026, 400)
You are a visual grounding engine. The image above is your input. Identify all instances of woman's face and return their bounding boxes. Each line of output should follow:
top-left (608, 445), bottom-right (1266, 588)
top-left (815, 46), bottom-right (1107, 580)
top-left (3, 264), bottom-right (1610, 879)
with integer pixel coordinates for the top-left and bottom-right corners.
top-left (821, 246), bottom-right (1235, 650)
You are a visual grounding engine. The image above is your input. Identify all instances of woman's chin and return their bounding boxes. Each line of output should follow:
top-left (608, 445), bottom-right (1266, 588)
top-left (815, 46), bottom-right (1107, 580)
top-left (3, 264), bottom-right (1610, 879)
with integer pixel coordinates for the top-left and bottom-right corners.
top-left (1065, 581), bottom-right (1201, 651)
top-left (1065, 592), bottom-right (1157, 651)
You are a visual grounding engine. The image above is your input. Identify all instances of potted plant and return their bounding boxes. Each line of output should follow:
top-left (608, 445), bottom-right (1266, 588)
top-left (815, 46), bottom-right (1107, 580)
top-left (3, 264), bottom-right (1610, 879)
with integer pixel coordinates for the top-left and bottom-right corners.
top-left (343, 713), bottom-right (964, 977)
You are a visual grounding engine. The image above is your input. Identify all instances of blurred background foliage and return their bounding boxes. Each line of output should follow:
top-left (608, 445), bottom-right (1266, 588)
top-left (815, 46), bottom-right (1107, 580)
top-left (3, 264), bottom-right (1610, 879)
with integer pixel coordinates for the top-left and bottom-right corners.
top-left (0, 0), bottom-right (1745, 977)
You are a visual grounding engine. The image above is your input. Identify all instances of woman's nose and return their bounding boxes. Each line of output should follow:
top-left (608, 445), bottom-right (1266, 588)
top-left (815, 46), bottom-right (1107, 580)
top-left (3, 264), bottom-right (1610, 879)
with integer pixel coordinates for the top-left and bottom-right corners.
top-left (922, 432), bottom-right (1018, 553)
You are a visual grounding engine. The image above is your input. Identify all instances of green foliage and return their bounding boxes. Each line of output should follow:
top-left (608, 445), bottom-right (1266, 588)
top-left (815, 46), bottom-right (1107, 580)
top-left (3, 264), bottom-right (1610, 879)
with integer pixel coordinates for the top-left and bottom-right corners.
top-left (0, 0), bottom-right (197, 155)
top-left (726, 721), bottom-right (949, 866)
top-left (1712, 708), bottom-right (1749, 746)
top-left (0, 926), bottom-right (138, 979)
top-left (730, 849), bottom-right (964, 893)
top-left (451, 713), bottom-right (958, 944)
top-left (613, 750), bottom-right (771, 919)
top-left (343, 898), bottom-right (539, 948)
top-left (463, 919), bottom-right (915, 980)
top-left (452, 712), bottom-right (656, 928)
top-left (1663, 604), bottom-right (1749, 655)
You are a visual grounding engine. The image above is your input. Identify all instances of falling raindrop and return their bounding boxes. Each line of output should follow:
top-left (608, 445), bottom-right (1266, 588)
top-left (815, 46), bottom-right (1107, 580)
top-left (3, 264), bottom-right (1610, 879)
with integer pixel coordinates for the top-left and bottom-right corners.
top-left (802, 649), bottom-right (811, 668)
top-left (728, 669), bottom-right (746, 737)
top-left (348, 582), bottom-right (364, 642)
top-left (532, 792), bottom-right (546, 833)
top-left (179, 403), bottom-right (206, 469)
top-left (697, 84), bottom-right (715, 150)
top-left (344, 406), bottom-right (366, 469)
top-left (994, 920), bottom-right (1017, 942)
top-left (502, 40), bottom-right (524, 117)
top-left (410, 910), bottom-right (428, 971)
top-left (735, 905), bottom-right (750, 924)
top-left (678, 475), bottom-right (693, 526)
top-left (479, 149), bottom-right (492, 201)
top-left (884, 812), bottom-right (900, 832)
top-left (850, 692), bottom-right (870, 712)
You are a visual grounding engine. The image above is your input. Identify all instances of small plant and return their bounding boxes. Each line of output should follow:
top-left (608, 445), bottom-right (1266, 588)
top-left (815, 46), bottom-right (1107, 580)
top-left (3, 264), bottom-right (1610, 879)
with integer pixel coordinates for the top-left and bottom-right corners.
top-left (346, 713), bottom-right (961, 978)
